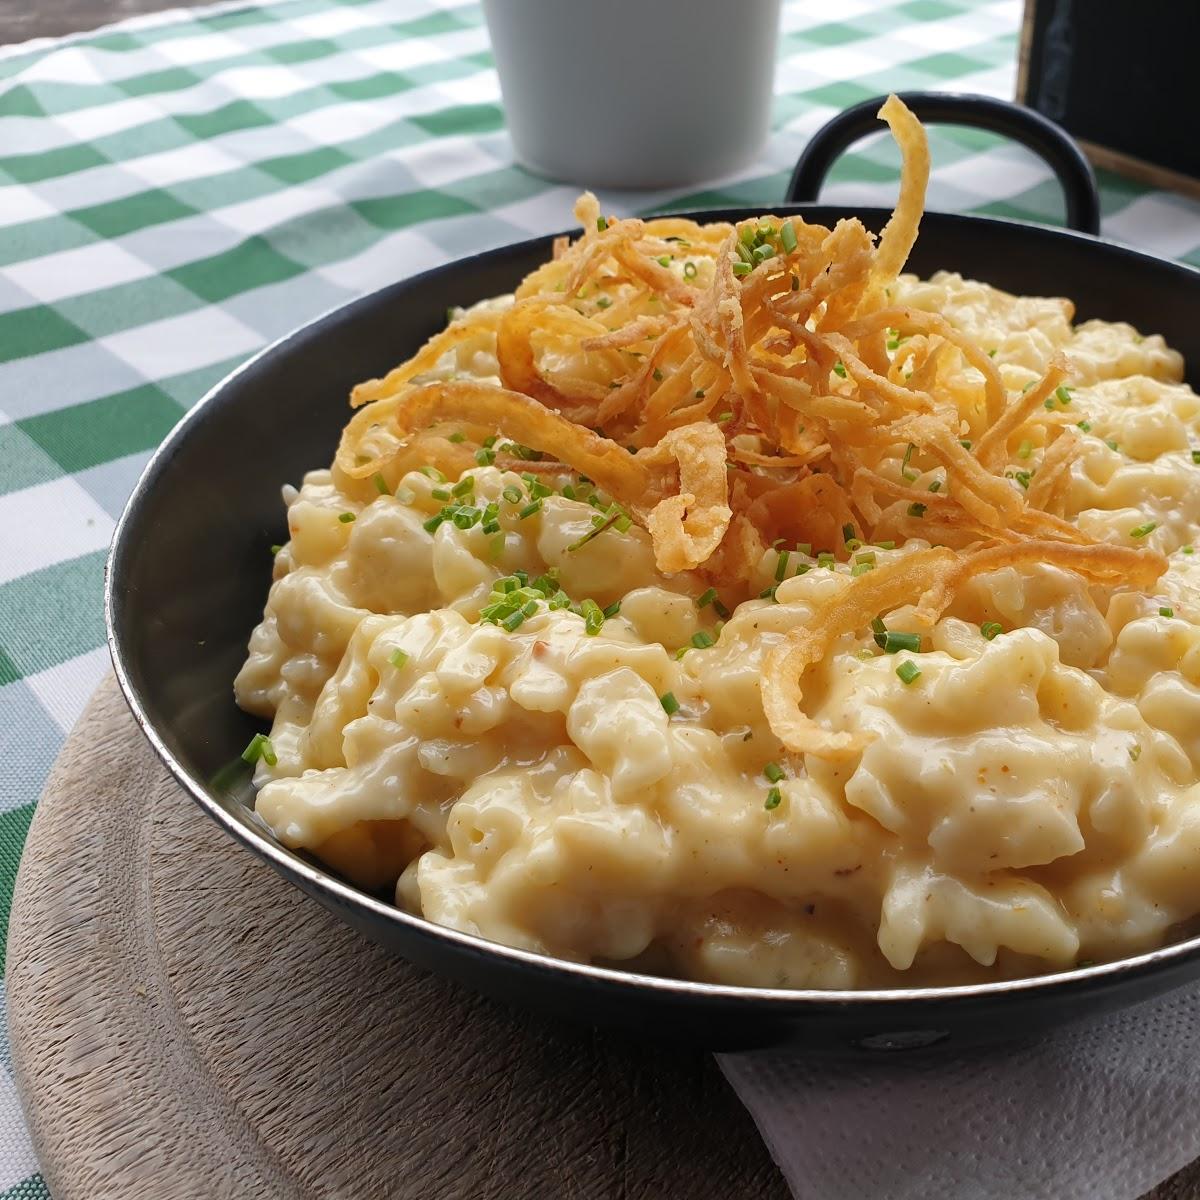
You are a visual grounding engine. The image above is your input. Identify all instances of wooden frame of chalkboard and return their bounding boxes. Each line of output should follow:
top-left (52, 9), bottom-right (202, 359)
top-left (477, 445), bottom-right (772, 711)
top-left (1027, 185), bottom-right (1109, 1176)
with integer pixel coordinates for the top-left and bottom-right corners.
top-left (1016, 0), bottom-right (1200, 201)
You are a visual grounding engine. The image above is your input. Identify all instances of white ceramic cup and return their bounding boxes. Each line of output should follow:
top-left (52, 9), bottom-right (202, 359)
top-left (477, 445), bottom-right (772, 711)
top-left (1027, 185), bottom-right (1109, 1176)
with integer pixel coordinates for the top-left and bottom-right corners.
top-left (482, 0), bottom-right (782, 190)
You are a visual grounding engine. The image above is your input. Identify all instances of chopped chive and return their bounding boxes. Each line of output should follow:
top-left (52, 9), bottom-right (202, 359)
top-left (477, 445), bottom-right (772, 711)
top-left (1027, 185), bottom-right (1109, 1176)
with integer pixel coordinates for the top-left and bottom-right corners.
top-left (422, 513), bottom-right (445, 533)
top-left (716, 411), bottom-right (733, 424)
top-left (764, 762), bottom-right (785, 783)
top-left (674, 647), bottom-right (690, 660)
top-left (775, 550), bottom-right (790, 581)
top-left (896, 660), bottom-right (921, 685)
top-left (732, 261), bottom-right (752, 276)
top-left (1077, 420), bottom-right (1092, 433)
top-left (499, 441), bottom-right (544, 462)
top-left (241, 733), bottom-right (278, 768)
top-left (501, 607), bottom-right (529, 632)
top-left (269, 544), bottom-right (283, 555)
top-left (448, 432), bottom-right (466, 443)
top-left (901, 443), bottom-right (916, 481)
top-left (1010, 469), bottom-right (1032, 489)
top-left (431, 488), bottom-right (451, 501)
top-left (842, 523), bottom-right (855, 543)
top-left (697, 587), bottom-right (719, 609)
top-left (657, 255), bottom-right (671, 267)
top-left (372, 473), bottom-right (390, 495)
top-left (596, 216), bottom-right (607, 231)
top-left (1018, 440), bottom-right (1032, 460)
top-left (568, 508), bottom-right (621, 550)
top-left (1184, 546), bottom-right (1195, 555)
top-left (780, 220), bottom-right (798, 253)
top-left (481, 520), bottom-right (501, 534)
top-left (502, 485), bottom-right (523, 504)
top-left (1055, 385), bottom-right (1072, 406)
top-left (660, 691), bottom-right (680, 715)
top-left (764, 787), bottom-right (782, 811)
top-left (518, 500), bottom-right (543, 520)
top-left (1160, 606), bottom-right (1175, 618)
top-left (980, 621), bottom-right (1003, 640)
top-left (388, 648), bottom-right (408, 668)
top-left (875, 540), bottom-right (895, 549)
top-left (851, 562), bottom-right (874, 576)
top-left (338, 512), bottom-right (356, 523)
top-left (817, 552), bottom-right (836, 570)
top-left (959, 439), bottom-right (972, 450)
top-left (1130, 521), bottom-right (1158, 539)
top-left (691, 631), bottom-right (715, 648)
top-left (928, 480), bottom-right (942, 493)
top-left (1130, 744), bottom-right (1142, 762)
top-left (451, 477), bottom-right (474, 497)
top-left (603, 601), bottom-right (621, 619)
top-left (759, 585), bottom-right (779, 602)
top-left (418, 466), bottom-right (446, 482)
top-left (580, 598), bottom-right (605, 635)
top-left (907, 502), bottom-right (926, 518)
top-left (452, 506), bottom-right (482, 529)
top-left (833, 361), bottom-right (847, 378)
top-left (751, 243), bottom-right (774, 263)
top-left (1106, 438), bottom-right (1119, 451)
top-left (475, 448), bottom-right (496, 465)
top-left (855, 551), bottom-right (876, 566)
top-left (683, 261), bottom-right (698, 280)
top-left (1192, 450), bottom-right (1200, 465)
top-left (879, 631), bottom-right (921, 654)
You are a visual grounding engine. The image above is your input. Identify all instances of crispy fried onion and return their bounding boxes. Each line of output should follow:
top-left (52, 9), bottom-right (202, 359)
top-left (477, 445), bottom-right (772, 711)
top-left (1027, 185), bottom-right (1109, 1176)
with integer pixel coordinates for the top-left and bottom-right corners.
top-left (343, 380), bottom-right (729, 572)
top-left (337, 93), bottom-right (1168, 757)
top-left (764, 540), bottom-right (1166, 761)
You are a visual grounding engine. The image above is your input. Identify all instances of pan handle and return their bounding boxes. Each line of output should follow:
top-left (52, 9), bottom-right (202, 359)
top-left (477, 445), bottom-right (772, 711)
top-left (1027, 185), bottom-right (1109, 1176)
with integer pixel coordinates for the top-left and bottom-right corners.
top-left (785, 91), bottom-right (1101, 237)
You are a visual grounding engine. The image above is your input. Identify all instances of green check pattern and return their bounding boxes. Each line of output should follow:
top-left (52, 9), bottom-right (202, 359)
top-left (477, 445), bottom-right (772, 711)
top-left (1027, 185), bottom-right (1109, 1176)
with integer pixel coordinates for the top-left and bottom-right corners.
top-left (1, 0), bottom-right (1198, 1191)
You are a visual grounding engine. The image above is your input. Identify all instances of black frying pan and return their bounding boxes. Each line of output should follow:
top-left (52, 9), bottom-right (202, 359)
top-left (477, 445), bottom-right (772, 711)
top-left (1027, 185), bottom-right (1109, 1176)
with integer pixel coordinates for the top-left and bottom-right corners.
top-left (107, 93), bottom-right (1200, 1053)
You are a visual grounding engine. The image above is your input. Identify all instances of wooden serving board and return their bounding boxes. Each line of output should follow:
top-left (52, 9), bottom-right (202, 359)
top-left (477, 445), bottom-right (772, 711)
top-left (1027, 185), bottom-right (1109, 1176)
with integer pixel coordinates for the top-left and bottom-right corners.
top-left (6, 677), bottom-right (788, 1200)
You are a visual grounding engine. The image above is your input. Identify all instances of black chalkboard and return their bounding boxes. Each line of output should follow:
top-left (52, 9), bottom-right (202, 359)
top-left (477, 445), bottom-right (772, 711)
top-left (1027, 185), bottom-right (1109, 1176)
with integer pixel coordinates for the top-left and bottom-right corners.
top-left (1019, 0), bottom-right (1198, 186)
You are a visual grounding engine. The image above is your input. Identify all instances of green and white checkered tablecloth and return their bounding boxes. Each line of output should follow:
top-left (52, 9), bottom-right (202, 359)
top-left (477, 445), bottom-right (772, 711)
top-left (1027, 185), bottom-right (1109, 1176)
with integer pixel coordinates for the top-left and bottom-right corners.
top-left (1, 0), bottom-right (1198, 1192)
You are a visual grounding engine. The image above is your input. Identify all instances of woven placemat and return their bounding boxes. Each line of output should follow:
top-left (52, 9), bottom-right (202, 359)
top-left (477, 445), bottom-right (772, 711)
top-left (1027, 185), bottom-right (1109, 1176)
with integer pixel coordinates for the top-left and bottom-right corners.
top-left (6, 675), bottom-right (787, 1199)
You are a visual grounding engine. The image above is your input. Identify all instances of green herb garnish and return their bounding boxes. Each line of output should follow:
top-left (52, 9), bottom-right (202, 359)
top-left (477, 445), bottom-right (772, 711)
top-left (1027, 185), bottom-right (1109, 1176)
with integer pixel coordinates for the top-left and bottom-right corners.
top-left (241, 733), bottom-right (278, 768)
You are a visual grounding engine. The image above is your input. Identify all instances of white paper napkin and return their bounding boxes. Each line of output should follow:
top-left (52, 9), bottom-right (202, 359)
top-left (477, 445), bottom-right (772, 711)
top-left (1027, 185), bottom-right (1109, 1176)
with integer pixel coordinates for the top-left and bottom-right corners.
top-left (719, 981), bottom-right (1200, 1200)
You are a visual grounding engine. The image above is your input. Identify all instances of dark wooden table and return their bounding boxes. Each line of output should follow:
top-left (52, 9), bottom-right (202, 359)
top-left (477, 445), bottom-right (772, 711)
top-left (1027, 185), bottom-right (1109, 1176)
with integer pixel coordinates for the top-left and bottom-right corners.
top-left (0, 0), bottom-right (210, 43)
top-left (2, 2), bottom-right (1198, 1196)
